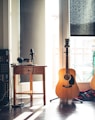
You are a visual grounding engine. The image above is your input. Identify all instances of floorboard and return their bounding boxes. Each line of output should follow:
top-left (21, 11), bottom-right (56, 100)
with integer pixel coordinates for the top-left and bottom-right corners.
top-left (32, 99), bottom-right (95, 120)
top-left (0, 97), bottom-right (95, 120)
top-left (0, 96), bottom-right (43, 120)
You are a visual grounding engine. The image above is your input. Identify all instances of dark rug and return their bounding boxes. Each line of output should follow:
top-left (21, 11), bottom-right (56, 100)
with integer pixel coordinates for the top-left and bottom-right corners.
top-left (75, 89), bottom-right (95, 101)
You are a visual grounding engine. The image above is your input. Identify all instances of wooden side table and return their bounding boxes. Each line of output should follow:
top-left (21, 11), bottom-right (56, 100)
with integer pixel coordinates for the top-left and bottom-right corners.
top-left (12, 64), bottom-right (46, 106)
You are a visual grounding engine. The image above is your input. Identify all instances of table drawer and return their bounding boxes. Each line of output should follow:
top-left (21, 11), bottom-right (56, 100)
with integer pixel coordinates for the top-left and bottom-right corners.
top-left (32, 66), bottom-right (44, 74)
top-left (14, 66), bottom-right (33, 74)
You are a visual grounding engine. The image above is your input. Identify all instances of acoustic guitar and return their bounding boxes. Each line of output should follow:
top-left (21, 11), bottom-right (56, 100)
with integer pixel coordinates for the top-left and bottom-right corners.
top-left (90, 75), bottom-right (95, 90)
top-left (90, 52), bottom-right (95, 90)
top-left (55, 39), bottom-right (79, 100)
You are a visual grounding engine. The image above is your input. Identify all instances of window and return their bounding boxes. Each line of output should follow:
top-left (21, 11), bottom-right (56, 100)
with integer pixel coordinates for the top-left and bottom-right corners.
top-left (45, 0), bottom-right (59, 99)
top-left (70, 37), bottom-right (95, 82)
top-left (70, 0), bottom-right (95, 82)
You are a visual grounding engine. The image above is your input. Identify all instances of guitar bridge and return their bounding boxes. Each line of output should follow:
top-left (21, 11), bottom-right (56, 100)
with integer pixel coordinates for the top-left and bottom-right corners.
top-left (62, 85), bottom-right (72, 88)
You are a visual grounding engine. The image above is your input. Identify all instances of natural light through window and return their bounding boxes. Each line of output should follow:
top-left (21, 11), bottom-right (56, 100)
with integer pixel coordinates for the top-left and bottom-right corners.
top-left (70, 36), bottom-right (95, 82)
top-left (45, 0), bottom-right (59, 99)
top-left (13, 112), bottom-right (32, 120)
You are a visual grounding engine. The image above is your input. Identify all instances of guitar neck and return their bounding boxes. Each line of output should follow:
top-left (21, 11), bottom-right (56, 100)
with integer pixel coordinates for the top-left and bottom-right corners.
top-left (66, 47), bottom-right (69, 74)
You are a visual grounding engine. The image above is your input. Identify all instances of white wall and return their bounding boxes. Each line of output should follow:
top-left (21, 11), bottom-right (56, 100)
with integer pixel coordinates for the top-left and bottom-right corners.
top-left (10, 0), bottom-right (20, 63)
top-left (3, 0), bottom-right (9, 48)
top-left (20, 0), bottom-right (45, 65)
top-left (0, 0), bottom-right (20, 102)
top-left (59, 0), bottom-right (70, 68)
top-left (0, 0), bottom-right (4, 48)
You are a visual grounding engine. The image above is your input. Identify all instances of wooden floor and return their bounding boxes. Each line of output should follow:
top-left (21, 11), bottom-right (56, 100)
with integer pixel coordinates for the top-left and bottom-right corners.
top-left (0, 96), bottom-right (44, 120)
top-left (31, 99), bottom-right (95, 120)
top-left (0, 98), bottom-right (95, 120)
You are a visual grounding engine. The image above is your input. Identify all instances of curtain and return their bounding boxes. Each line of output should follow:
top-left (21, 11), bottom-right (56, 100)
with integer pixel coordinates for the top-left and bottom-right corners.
top-left (70, 0), bottom-right (95, 36)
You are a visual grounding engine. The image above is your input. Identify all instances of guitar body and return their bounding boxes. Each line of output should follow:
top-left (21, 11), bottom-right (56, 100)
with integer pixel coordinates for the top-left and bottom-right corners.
top-left (55, 68), bottom-right (79, 100)
top-left (90, 74), bottom-right (95, 90)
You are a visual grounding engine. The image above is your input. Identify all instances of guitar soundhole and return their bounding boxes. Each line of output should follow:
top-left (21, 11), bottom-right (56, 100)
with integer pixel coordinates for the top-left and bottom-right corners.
top-left (64, 74), bottom-right (71, 80)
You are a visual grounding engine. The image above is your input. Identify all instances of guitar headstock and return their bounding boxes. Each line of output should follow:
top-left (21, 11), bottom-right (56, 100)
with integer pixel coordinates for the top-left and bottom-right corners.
top-left (64, 39), bottom-right (70, 48)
